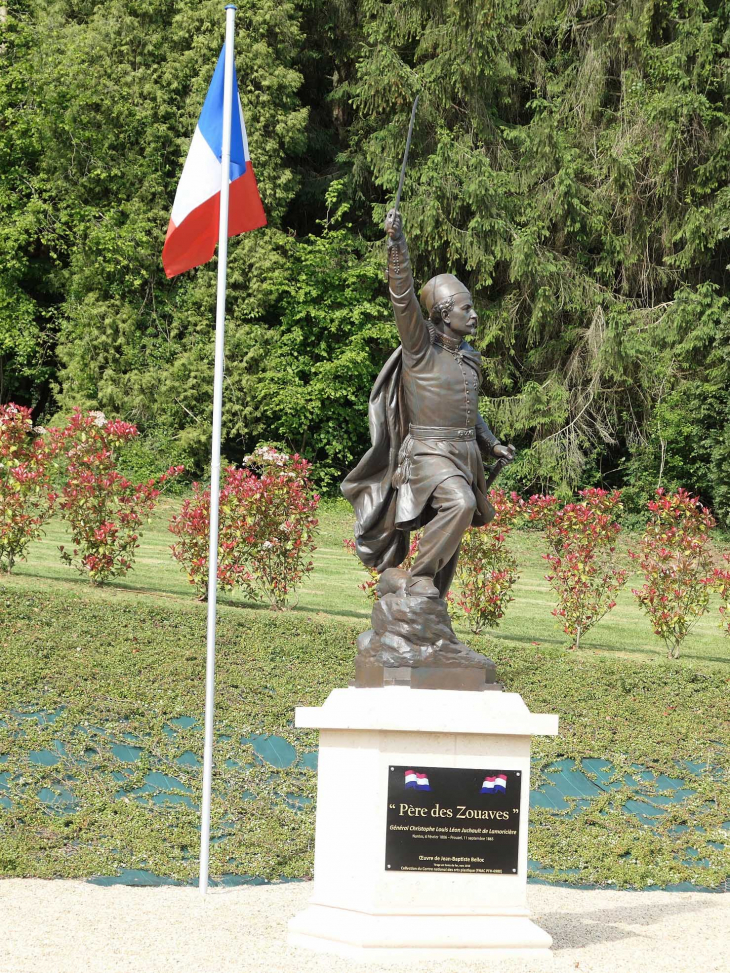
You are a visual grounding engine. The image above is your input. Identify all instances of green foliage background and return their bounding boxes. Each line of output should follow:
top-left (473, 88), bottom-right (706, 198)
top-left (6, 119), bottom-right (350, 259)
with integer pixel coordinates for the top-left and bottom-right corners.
top-left (2, 0), bottom-right (730, 515)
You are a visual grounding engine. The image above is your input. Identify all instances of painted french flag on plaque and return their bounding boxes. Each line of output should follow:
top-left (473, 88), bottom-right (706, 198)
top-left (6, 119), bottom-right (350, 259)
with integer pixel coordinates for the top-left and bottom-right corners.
top-left (404, 769), bottom-right (431, 791)
top-left (480, 773), bottom-right (507, 795)
top-left (163, 44), bottom-right (267, 279)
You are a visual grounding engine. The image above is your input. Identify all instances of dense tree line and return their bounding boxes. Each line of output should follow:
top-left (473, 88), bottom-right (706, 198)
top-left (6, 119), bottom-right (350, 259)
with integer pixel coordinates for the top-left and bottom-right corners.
top-left (1, 0), bottom-right (729, 515)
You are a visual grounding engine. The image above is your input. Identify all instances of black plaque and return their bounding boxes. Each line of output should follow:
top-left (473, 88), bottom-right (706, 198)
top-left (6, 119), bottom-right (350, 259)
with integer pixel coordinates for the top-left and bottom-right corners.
top-left (385, 765), bottom-right (522, 875)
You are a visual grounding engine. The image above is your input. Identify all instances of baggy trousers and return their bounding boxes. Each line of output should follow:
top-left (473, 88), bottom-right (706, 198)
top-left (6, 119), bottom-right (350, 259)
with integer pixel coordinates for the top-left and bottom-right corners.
top-left (409, 476), bottom-right (476, 598)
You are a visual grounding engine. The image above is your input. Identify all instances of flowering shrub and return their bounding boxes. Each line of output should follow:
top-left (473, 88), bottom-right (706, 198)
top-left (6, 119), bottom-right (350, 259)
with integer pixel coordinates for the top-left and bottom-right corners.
top-left (530, 488), bottom-right (627, 650)
top-left (51, 410), bottom-right (183, 585)
top-left (170, 446), bottom-right (319, 609)
top-left (454, 489), bottom-right (525, 633)
top-left (629, 489), bottom-right (715, 659)
top-left (711, 554), bottom-right (730, 636)
top-left (169, 480), bottom-right (218, 597)
top-left (231, 447), bottom-right (320, 608)
top-left (0, 404), bottom-right (56, 572)
top-left (343, 533), bottom-right (421, 602)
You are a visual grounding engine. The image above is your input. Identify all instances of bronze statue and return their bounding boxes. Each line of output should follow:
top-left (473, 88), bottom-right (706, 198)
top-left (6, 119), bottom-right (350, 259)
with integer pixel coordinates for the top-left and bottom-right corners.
top-left (342, 209), bottom-right (515, 690)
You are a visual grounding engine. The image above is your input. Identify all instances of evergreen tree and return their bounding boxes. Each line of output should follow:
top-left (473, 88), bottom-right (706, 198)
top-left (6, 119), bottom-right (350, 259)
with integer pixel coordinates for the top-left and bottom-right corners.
top-left (1, 0), bottom-right (729, 512)
top-left (338, 0), bottom-right (730, 510)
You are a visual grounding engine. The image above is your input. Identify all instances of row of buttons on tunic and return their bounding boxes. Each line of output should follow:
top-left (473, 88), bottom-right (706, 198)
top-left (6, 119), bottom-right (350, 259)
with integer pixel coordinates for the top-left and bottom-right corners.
top-left (458, 357), bottom-right (479, 426)
top-left (389, 240), bottom-right (402, 275)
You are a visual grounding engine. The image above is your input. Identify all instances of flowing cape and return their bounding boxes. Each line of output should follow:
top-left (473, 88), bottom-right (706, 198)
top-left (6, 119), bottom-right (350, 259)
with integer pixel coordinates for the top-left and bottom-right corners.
top-left (341, 347), bottom-right (409, 571)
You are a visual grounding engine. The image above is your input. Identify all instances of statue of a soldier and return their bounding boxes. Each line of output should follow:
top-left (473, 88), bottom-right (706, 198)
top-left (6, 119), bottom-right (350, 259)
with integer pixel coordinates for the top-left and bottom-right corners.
top-left (342, 208), bottom-right (515, 690)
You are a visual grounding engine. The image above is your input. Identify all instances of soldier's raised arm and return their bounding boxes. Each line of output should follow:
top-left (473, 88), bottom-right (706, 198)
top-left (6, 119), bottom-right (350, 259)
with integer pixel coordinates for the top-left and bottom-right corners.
top-left (385, 209), bottom-right (430, 361)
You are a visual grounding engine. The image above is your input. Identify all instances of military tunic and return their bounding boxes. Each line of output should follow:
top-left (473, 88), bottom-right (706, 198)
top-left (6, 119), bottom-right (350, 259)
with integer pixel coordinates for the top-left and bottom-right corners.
top-left (387, 233), bottom-right (498, 534)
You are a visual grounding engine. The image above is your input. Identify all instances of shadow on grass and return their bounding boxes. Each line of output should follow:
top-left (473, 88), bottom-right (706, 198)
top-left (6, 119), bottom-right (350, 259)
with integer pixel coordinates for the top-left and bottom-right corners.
top-left (11, 571), bottom-right (726, 658)
top-left (293, 607), bottom-right (369, 622)
top-left (490, 631), bottom-right (568, 648)
top-left (672, 653), bottom-right (730, 665)
top-left (491, 630), bottom-right (661, 657)
top-left (491, 630), bottom-right (729, 667)
top-left (575, 640), bottom-right (729, 666)
top-left (12, 571), bottom-right (196, 603)
top-left (223, 598), bottom-right (369, 623)
top-left (7, 570), bottom-right (371, 623)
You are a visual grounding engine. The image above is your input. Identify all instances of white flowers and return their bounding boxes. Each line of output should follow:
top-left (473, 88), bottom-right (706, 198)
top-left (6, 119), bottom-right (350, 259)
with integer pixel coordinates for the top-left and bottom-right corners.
top-left (244, 445), bottom-right (290, 468)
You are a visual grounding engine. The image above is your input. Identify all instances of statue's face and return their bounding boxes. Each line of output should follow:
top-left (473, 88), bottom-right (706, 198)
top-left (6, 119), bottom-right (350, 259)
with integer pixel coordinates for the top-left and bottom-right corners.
top-left (443, 291), bottom-right (477, 337)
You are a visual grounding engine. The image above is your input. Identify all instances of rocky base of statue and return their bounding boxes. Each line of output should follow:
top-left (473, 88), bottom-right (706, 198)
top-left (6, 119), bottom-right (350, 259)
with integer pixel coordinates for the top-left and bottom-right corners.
top-left (353, 568), bottom-right (500, 691)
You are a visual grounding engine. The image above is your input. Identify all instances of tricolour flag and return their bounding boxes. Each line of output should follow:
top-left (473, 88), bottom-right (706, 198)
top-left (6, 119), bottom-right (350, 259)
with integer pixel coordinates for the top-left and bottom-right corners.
top-left (480, 773), bottom-right (507, 795)
top-left (163, 44), bottom-right (266, 279)
top-left (404, 769), bottom-right (431, 791)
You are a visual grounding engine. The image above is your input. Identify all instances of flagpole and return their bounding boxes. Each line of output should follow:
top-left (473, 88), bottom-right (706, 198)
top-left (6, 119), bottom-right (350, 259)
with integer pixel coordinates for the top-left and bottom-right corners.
top-left (199, 1), bottom-right (237, 896)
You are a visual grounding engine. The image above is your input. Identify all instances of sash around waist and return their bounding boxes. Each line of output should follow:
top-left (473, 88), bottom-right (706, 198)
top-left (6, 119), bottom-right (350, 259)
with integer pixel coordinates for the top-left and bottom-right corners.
top-left (409, 424), bottom-right (476, 441)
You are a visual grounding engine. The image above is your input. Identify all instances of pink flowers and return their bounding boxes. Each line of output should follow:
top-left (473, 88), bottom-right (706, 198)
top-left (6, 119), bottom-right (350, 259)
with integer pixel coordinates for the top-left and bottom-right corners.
top-left (0, 404), bottom-right (56, 572)
top-left (50, 409), bottom-right (183, 585)
top-left (711, 554), bottom-right (730, 636)
top-left (170, 446), bottom-right (319, 609)
top-left (529, 488), bottom-right (627, 650)
top-left (454, 489), bottom-right (525, 633)
top-left (629, 489), bottom-right (716, 658)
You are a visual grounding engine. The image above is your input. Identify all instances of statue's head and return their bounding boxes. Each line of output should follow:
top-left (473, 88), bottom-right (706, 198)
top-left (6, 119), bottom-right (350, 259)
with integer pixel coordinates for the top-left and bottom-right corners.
top-left (420, 274), bottom-right (477, 338)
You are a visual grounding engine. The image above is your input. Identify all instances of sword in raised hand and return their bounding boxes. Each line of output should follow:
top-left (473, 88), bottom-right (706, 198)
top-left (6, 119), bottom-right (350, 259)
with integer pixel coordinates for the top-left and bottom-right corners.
top-left (393, 94), bottom-right (419, 214)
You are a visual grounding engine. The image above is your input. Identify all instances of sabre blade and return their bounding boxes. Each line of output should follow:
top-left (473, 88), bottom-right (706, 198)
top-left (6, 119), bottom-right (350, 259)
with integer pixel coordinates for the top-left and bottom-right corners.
top-left (484, 457), bottom-right (508, 491)
top-left (393, 94), bottom-right (419, 213)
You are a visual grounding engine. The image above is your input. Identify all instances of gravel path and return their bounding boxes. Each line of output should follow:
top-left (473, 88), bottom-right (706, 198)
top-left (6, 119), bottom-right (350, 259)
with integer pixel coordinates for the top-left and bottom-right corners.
top-left (0, 879), bottom-right (727, 973)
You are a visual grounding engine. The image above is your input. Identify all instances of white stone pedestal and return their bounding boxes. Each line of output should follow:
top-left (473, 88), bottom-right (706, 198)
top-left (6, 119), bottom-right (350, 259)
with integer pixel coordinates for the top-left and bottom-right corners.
top-left (288, 686), bottom-right (559, 962)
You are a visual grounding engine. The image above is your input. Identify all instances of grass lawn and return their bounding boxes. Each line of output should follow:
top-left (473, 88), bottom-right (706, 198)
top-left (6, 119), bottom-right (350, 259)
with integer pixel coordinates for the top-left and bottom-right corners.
top-left (6, 497), bottom-right (729, 665)
top-left (0, 498), bottom-right (728, 889)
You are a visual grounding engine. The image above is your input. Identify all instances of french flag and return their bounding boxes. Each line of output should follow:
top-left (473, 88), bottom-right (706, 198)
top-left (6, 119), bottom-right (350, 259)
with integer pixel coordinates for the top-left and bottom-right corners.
top-left (480, 774), bottom-right (507, 795)
top-left (404, 770), bottom-right (431, 791)
top-left (163, 44), bottom-right (266, 279)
